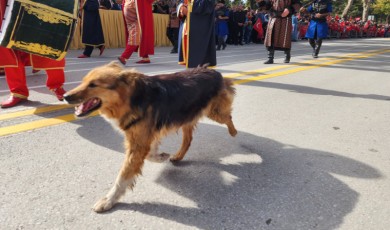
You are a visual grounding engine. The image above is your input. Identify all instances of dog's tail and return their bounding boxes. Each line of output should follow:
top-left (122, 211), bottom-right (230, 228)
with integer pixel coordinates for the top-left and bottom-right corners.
top-left (223, 78), bottom-right (236, 96)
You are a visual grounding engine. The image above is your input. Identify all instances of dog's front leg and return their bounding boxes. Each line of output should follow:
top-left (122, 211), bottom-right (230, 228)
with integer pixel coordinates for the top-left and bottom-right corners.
top-left (93, 139), bottom-right (150, 213)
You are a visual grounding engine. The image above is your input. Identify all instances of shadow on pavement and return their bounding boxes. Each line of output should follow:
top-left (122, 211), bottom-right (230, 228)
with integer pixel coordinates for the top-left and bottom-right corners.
top-left (75, 117), bottom-right (381, 229)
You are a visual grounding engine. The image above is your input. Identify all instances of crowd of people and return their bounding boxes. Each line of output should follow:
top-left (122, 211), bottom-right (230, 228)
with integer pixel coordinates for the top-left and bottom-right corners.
top-left (1, 0), bottom-right (389, 109)
top-left (153, 0), bottom-right (389, 51)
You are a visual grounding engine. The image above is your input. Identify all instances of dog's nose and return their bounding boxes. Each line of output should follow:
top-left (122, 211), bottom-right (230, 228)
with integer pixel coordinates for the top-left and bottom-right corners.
top-left (63, 94), bottom-right (72, 103)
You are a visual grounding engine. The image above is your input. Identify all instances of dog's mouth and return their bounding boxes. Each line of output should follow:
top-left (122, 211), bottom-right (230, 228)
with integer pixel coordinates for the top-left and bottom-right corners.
top-left (75, 97), bottom-right (102, 117)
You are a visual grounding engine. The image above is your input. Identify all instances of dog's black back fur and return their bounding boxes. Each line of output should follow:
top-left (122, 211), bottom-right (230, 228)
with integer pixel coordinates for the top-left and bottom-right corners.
top-left (130, 67), bottom-right (223, 129)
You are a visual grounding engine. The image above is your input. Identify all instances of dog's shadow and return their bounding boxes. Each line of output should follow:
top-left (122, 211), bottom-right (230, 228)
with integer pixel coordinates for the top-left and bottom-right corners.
top-left (76, 117), bottom-right (381, 229)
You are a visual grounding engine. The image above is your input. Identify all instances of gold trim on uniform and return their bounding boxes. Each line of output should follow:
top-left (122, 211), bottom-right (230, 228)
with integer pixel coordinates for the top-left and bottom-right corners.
top-left (18, 0), bottom-right (76, 22)
top-left (9, 41), bottom-right (63, 57)
top-left (20, 2), bottom-right (73, 25)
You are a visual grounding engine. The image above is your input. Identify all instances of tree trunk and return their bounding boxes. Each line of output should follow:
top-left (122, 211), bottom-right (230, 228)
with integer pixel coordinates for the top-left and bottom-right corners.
top-left (362, 0), bottom-right (370, 21)
top-left (342, 0), bottom-right (354, 19)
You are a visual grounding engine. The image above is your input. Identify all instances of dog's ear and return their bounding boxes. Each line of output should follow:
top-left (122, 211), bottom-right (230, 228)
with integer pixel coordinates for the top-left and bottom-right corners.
top-left (106, 61), bottom-right (124, 71)
top-left (116, 69), bottom-right (143, 87)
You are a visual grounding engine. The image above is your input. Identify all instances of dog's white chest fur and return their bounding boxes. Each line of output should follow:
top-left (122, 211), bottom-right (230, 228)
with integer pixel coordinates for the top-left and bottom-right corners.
top-left (101, 115), bottom-right (123, 133)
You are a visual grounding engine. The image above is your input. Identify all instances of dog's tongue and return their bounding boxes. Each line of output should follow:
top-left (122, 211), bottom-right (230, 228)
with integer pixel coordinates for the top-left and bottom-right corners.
top-left (75, 98), bottom-right (99, 116)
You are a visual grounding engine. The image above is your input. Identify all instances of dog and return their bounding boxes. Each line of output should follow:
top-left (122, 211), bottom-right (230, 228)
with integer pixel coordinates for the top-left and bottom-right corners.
top-left (64, 62), bottom-right (237, 212)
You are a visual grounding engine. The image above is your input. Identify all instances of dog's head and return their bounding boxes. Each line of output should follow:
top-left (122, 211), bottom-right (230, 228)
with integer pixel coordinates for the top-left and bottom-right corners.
top-left (64, 61), bottom-right (141, 118)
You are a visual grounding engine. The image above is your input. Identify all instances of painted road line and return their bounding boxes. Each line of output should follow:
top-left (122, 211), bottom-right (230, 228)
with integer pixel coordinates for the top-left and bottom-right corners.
top-left (233, 49), bottom-right (390, 85)
top-left (0, 111), bottom-right (99, 137)
top-left (0, 104), bottom-right (72, 121)
top-left (222, 58), bottom-right (335, 79)
top-left (222, 48), bottom-right (388, 80)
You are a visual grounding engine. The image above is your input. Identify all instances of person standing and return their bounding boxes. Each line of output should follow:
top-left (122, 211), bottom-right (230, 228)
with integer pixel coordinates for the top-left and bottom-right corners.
top-left (78, 0), bottom-right (106, 58)
top-left (300, 0), bottom-right (332, 58)
top-left (166, 0), bottom-right (180, 54)
top-left (117, 0), bottom-right (155, 65)
top-left (177, 0), bottom-right (216, 68)
top-left (232, 5), bottom-right (246, 46)
top-left (215, 0), bottom-right (229, 50)
top-left (256, 0), bottom-right (301, 64)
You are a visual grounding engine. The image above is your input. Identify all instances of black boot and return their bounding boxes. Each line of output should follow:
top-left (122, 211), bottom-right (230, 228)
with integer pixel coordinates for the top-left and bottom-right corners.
top-left (309, 39), bottom-right (316, 57)
top-left (314, 39), bottom-right (322, 58)
top-left (171, 40), bottom-right (178, 53)
top-left (264, 48), bottom-right (274, 64)
top-left (284, 50), bottom-right (291, 63)
top-left (217, 37), bottom-right (223, 50)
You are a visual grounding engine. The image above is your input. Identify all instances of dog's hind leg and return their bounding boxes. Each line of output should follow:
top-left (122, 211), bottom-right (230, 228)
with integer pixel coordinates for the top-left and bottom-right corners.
top-left (170, 124), bottom-right (195, 162)
top-left (93, 136), bottom-right (151, 213)
top-left (207, 94), bottom-right (238, 137)
top-left (146, 139), bottom-right (170, 163)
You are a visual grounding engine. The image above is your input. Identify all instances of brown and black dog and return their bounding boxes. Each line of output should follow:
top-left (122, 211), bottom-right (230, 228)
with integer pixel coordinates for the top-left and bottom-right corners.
top-left (64, 62), bottom-right (237, 212)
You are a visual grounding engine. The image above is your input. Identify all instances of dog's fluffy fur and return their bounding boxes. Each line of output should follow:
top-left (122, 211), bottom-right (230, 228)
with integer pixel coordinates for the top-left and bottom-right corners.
top-left (64, 62), bottom-right (237, 212)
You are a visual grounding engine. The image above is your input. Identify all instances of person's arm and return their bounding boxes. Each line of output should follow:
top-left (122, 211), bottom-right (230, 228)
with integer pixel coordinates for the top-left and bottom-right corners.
top-left (177, 0), bottom-right (187, 19)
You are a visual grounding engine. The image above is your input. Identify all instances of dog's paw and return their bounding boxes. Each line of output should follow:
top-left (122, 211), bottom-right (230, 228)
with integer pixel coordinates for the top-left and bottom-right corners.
top-left (147, 152), bottom-right (170, 163)
top-left (229, 128), bottom-right (238, 137)
top-left (170, 155), bottom-right (183, 162)
top-left (93, 197), bottom-right (115, 213)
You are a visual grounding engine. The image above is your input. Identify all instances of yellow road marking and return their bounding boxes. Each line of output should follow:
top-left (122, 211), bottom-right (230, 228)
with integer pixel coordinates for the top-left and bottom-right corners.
top-left (0, 49), bottom-right (388, 137)
top-left (222, 57), bottom-right (334, 79)
top-left (0, 104), bottom-right (71, 121)
top-left (0, 111), bottom-right (99, 137)
top-left (233, 49), bottom-right (389, 85)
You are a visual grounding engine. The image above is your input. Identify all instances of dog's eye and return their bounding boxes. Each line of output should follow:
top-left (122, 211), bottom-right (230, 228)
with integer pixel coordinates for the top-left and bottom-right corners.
top-left (88, 83), bottom-right (97, 88)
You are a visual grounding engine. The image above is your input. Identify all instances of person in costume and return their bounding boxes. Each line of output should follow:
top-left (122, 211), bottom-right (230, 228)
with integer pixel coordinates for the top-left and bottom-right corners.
top-left (0, 0), bottom-right (66, 108)
top-left (117, 0), bottom-right (155, 65)
top-left (177, 0), bottom-right (216, 68)
top-left (256, 0), bottom-right (301, 64)
top-left (300, 0), bottom-right (332, 58)
top-left (78, 0), bottom-right (106, 58)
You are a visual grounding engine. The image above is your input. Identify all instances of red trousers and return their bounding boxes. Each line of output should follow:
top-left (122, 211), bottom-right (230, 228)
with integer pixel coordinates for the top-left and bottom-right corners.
top-left (120, 45), bottom-right (150, 60)
top-left (120, 45), bottom-right (138, 59)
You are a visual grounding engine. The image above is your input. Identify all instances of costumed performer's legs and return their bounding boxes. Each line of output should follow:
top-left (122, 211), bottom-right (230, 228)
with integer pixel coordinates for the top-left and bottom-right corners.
top-left (78, 45), bottom-right (105, 58)
top-left (1, 63), bottom-right (29, 108)
top-left (264, 46), bottom-right (274, 64)
top-left (46, 69), bottom-right (66, 101)
top-left (1, 63), bottom-right (67, 109)
top-left (118, 45), bottom-right (138, 65)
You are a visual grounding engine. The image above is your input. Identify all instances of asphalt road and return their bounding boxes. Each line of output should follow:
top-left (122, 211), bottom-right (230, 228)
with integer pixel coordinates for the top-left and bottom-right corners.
top-left (0, 38), bottom-right (389, 230)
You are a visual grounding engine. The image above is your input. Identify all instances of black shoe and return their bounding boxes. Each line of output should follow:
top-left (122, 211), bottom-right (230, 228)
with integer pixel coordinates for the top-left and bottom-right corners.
top-left (170, 49), bottom-right (178, 54)
top-left (222, 44), bottom-right (226, 50)
top-left (264, 59), bottom-right (274, 64)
